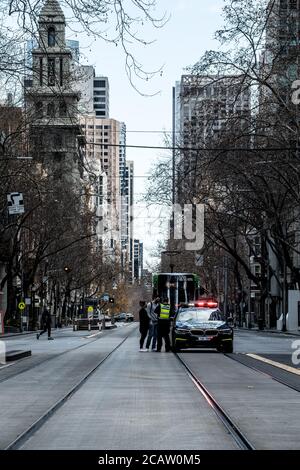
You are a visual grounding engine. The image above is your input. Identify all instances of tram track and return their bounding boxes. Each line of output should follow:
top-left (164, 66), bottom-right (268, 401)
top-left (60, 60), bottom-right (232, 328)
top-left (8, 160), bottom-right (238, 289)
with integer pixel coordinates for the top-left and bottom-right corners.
top-left (175, 352), bottom-right (256, 450)
top-left (0, 328), bottom-right (123, 385)
top-left (225, 352), bottom-right (300, 393)
top-left (5, 326), bottom-right (136, 450)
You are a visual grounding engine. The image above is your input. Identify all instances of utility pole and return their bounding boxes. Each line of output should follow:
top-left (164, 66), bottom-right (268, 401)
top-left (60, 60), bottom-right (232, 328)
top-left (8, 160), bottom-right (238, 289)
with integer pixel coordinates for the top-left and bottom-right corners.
top-left (282, 222), bottom-right (288, 332)
top-left (170, 86), bottom-right (176, 243)
top-left (282, 255), bottom-right (287, 332)
top-left (172, 86), bottom-right (176, 208)
top-left (224, 256), bottom-right (228, 319)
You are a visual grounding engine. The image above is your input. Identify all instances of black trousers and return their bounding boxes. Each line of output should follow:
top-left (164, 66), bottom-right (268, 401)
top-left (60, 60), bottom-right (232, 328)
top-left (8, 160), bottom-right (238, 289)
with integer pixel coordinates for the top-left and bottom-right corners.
top-left (157, 321), bottom-right (171, 352)
top-left (39, 324), bottom-right (51, 338)
top-left (140, 329), bottom-right (148, 349)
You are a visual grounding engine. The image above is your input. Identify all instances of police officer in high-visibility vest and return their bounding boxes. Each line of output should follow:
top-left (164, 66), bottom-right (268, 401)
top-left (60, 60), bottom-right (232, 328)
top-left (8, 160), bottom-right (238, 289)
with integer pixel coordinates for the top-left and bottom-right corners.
top-left (156, 298), bottom-right (171, 352)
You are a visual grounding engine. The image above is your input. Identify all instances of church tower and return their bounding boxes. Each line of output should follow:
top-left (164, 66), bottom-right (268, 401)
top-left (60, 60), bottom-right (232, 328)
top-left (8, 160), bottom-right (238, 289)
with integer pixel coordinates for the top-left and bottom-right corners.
top-left (26, 0), bottom-right (83, 182)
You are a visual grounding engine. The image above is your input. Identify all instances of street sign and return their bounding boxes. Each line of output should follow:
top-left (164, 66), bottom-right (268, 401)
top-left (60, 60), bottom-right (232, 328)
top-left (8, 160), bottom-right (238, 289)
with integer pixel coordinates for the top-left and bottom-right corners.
top-left (87, 306), bottom-right (93, 319)
top-left (7, 193), bottom-right (25, 215)
top-left (195, 254), bottom-right (204, 267)
top-left (25, 298), bottom-right (31, 305)
top-left (18, 302), bottom-right (26, 311)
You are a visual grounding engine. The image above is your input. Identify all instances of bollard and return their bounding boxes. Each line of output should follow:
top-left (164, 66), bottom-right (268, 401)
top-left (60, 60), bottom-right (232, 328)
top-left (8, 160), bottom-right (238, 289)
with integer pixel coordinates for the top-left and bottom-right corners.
top-left (88, 321), bottom-right (91, 331)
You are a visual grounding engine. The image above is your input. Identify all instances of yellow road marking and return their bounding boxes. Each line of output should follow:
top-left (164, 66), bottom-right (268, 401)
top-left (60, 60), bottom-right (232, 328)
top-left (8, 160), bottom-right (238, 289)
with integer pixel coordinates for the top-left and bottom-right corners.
top-left (247, 353), bottom-right (300, 376)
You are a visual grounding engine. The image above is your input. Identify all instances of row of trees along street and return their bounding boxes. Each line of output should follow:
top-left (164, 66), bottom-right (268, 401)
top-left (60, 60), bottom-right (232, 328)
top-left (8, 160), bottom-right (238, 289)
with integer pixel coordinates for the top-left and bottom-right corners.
top-left (0, 0), bottom-right (166, 331)
top-left (146, 0), bottom-right (300, 328)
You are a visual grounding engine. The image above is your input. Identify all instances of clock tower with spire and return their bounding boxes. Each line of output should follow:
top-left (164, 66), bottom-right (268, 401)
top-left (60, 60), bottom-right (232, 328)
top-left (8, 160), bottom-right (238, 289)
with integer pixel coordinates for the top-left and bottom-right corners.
top-left (26, 0), bottom-right (83, 182)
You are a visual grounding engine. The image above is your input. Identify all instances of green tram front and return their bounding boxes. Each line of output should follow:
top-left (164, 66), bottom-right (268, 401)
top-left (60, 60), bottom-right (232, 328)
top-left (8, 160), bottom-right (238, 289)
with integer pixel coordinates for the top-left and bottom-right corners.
top-left (152, 273), bottom-right (200, 314)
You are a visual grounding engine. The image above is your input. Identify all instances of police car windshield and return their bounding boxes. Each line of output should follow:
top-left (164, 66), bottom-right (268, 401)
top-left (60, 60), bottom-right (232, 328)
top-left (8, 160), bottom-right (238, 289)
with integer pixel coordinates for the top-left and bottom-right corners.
top-left (177, 308), bottom-right (218, 323)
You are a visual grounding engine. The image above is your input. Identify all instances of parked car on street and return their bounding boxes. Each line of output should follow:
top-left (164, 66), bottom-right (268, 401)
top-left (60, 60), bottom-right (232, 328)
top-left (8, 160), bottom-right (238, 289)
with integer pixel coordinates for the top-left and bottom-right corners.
top-left (114, 313), bottom-right (127, 322)
top-left (125, 313), bottom-right (134, 322)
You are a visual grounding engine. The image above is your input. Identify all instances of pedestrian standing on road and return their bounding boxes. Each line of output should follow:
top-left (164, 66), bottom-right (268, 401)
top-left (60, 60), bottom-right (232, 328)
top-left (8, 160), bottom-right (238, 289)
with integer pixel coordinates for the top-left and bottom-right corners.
top-left (37, 309), bottom-right (54, 340)
top-left (156, 298), bottom-right (171, 352)
top-left (145, 297), bottom-right (160, 351)
top-left (139, 301), bottom-right (149, 351)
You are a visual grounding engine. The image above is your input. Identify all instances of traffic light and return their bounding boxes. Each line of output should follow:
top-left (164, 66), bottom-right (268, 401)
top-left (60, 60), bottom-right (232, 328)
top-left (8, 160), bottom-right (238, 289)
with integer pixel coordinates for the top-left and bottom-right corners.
top-left (109, 297), bottom-right (114, 304)
top-left (64, 266), bottom-right (72, 273)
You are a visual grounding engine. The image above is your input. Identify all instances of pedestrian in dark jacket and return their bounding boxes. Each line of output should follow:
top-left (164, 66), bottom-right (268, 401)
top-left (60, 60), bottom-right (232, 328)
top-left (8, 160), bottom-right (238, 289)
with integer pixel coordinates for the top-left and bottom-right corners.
top-left (37, 309), bottom-right (53, 340)
top-left (139, 301), bottom-right (149, 351)
top-left (145, 297), bottom-right (160, 351)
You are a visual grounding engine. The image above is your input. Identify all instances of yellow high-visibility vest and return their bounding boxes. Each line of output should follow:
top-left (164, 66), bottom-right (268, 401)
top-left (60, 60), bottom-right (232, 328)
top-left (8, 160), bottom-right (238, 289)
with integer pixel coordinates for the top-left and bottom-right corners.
top-left (160, 304), bottom-right (171, 320)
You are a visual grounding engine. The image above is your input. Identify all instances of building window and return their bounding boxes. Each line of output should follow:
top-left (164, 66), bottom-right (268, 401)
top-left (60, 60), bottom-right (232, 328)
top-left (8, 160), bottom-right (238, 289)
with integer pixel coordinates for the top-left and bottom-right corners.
top-left (39, 58), bottom-right (43, 86)
top-left (94, 80), bottom-right (106, 88)
top-left (47, 102), bottom-right (55, 117)
top-left (55, 134), bottom-right (63, 148)
top-left (48, 58), bottom-right (55, 86)
top-left (96, 111), bottom-right (106, 116)
top-left (60, 57), bottom-right (63, 86)
top-left (94, 104), bottom-right (106, 109)
top-left (48, 27), bottom-right (56, 47)
top-left (94, 90), bottom-right (106, 96)
top-left (36, 101), bottom-right (43, 118)
top-left (59, 101), bottom-right (67, 117)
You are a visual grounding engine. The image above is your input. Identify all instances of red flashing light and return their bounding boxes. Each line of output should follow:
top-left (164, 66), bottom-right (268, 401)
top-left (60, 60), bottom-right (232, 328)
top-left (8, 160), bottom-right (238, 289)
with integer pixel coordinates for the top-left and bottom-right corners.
top-left (195, 299), bottom-right (218, 308)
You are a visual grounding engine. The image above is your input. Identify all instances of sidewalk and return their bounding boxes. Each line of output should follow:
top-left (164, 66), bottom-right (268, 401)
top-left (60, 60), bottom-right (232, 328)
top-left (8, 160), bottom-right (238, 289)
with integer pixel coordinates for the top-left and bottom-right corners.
top-left (0, 331), bottom-right (36, 339)
top-left (1, 326), bottom-right (73, 339)
top-left (237, 326), bottom-right (300, 336)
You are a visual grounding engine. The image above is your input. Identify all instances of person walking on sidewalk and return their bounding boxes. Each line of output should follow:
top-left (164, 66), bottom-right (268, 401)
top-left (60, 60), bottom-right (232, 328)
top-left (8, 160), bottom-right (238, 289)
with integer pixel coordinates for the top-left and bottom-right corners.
top-left (157, 298), bottom-right (171, 352)
top-left (37, 309), bottom-right (54, 340)
top-left (139, 301), bottom-right (149, 351)
top-left (145, 297), bottom-right (160, 351)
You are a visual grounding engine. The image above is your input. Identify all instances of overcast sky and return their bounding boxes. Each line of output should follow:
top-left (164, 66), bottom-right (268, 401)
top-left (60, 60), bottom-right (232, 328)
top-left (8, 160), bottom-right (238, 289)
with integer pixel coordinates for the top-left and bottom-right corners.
top-left (67, 0), bottom-right (224, 267)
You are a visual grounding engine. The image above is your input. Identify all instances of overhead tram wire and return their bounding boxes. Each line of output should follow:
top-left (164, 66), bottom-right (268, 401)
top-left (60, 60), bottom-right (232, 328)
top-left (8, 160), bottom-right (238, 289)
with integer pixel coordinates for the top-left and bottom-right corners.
top-left (90, 142), bottom-right (297, 152)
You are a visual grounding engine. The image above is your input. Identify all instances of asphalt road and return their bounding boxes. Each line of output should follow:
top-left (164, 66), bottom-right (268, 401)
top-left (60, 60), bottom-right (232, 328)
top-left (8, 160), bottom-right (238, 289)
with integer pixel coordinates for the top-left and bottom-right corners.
top-left (1, 327), bottom-right (300, 450)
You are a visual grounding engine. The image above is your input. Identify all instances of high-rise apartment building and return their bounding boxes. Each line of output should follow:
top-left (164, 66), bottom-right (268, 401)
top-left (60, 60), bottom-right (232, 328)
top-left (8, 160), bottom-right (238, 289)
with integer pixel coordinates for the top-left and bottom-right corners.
top-left (122, 160), bottom-right (134, 281)
top-left (93, 76), bottom-right (109, 118)
top-left (80, 116), bottom-right (122, 253)
top-left (175, 74), bottom-right (250, 202)
top-left (134, 239), bottom-right (143, 283)
top-left (74, 68), bottom-right (110, 118)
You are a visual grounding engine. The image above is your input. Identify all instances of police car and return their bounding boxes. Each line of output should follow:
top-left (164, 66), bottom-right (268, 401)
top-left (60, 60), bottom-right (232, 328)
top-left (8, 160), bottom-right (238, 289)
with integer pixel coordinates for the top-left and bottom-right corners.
top-left (171, 299), bottom-right (233, 353)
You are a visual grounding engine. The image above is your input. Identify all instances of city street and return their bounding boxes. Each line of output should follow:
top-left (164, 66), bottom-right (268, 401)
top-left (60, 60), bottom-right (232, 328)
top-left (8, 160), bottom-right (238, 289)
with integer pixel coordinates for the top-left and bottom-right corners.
top-left (1, 325), bottom-right (300, 450)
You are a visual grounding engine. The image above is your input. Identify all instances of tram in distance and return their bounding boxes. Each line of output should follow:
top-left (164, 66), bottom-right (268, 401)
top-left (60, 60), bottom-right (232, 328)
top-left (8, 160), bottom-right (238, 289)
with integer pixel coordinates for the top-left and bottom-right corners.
top-left (152, 273), bottom-right (234, 352)
top-left (152, 273), bottom-right (203, 314)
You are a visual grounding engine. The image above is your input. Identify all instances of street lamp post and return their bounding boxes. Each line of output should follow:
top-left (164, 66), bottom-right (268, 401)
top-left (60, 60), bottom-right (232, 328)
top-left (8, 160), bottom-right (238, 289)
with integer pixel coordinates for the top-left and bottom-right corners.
top-left (281, 256), bottom-right (287, 332)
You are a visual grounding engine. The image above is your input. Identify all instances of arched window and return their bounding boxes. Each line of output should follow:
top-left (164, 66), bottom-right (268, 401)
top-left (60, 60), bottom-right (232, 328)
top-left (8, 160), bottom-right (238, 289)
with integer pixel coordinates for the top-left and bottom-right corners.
top-left (47, 102), bottom-right (55, 117)
top-left (48, 27), bottom-right (56, 47)
top-left (35, 102), bottom-right (43, 118)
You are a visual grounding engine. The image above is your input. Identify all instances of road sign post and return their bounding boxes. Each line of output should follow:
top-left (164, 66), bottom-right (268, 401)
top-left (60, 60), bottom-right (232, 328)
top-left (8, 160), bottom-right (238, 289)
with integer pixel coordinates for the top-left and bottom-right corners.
top-left (7, 193), bottom-right (25, 216)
